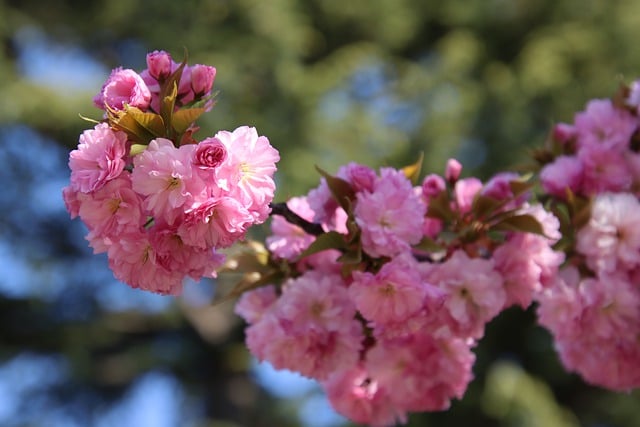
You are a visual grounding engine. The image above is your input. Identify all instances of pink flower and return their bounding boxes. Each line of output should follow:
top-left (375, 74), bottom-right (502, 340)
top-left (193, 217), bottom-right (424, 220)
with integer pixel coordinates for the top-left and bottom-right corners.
top-left (552, 122), bottom-right (577, 145)
top-left (350, 254), bottom-right (429, 325)
top-left (445, 158), bottom-right (462, 183)
top-left (578, 144), bottom-right (632, 195)
top-left (193, 137), bottom-right (227, 170)
top-left (355, 168), bottom-right (426, 258)
top-left (107, 230), bottom-right (185, 295)
top-left (243, 271), bottom-right (363, 380)
top-left (62, 185), bottom-right (85, 219)
top-left (132, 138), bottom-right (205, 225)
top-left (366, 334), bottom-right (475, 412)
top-left (453, 177), bottom-right (482, 214)
top-left (322, 365), bottom-right (406, 427)
top-left (576, 192), bottom-right (640, 274)
top-left (266, 196), bottom-right (317, 260)
top-left (344, 162), bottom-right (377, 193)
top-left (214, 126), bottom-right (280, 222)
top-left (421, 250), bottom-right (505, 339)
top-left (574, 98), bottom-right (636, 152)
top-left (421, 173), bottom-right (446, 200)
top-left (68, 123), bottom-right (128, 193)
top-left (190, 64), bottom-right (216, 96)
top-left (234, 285), bottom-right (278, 324)
top-left (148, 225), bottom-right (225, 280)
top-left (93, 68), bottom-right (151, 111)
top-left (78, 174), bottom-right (145, 247)
top-left (145, 50), bottom-right (173, 80)
top-left (178, 196), bottom-right (254, 249)
top-left (540, 155), bottom-right (583, 198)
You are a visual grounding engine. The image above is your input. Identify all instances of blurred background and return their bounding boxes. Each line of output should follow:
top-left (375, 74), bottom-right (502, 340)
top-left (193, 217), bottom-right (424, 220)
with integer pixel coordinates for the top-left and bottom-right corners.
top-left (1, 0), bottom-right (640, 426)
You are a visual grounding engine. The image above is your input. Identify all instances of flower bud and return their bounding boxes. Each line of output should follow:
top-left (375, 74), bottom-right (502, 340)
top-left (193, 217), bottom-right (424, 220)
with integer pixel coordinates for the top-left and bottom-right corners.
top-left (190, 64), bottom-right (217, 96)
top-left (194, 137), bottom-right (227, 169)
top-left (445, 158), bottom-right (462, 183)
top-left (146, 50), bottom-right (173, 80)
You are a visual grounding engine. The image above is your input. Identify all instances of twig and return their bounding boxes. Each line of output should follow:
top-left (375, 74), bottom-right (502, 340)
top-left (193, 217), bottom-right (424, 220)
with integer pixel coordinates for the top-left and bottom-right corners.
top-left (269, 202), bottom-right (325, 236)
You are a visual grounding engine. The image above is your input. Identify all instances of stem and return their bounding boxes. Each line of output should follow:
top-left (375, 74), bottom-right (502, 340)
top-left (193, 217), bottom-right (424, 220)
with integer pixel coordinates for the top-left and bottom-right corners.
top-left (269, 202), bottom-right (325, 236)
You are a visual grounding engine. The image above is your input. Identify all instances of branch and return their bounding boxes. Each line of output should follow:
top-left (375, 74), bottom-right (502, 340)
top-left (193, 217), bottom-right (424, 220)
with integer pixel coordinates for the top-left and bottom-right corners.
top-left (269, 202), bottom-right (325, 236)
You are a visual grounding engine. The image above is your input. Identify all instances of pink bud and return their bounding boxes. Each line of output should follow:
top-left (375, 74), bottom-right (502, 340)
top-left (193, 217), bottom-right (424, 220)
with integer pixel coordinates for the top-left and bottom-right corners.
top-left (190, 64), bottom-right (217, 96)
top-left (445, 158), bottom-right (462, 183)
top-left (194, 137), bottom-right (227, 169)
top-left (552, 123), bottom-right (577, 144)
top-left (421, 174), bottom-right (446, 199)
top-left (146, 50), bottom-right (173, 80)
top-left (346, 163), bottom-right (376, 192)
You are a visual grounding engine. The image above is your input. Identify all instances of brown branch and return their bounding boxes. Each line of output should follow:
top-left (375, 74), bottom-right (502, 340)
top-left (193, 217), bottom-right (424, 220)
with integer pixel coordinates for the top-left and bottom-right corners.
top-left (269, 202), bottom-right (324, 236)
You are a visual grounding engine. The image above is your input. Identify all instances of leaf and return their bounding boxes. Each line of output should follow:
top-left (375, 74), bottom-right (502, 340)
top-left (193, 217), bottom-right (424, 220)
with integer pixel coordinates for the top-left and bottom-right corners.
top-left (401, 152), bottom-right (424, 184)
top-left (491, 214), bottom-right (546, 236)
top-left (413, 236), bottom-right (444, 252)
top-left (471, 194), bottom-right (502, 219)
top-left (296, 231), bottom-right (347, 260)
top-left (123, 105), bottom-right (165, 136)
top-left (159, 51), bottom-right (188, 132)
top-left (172, 107), bottom-right (206, 134)
top-left (107, 107), bottom-right (158, 143)
top-left (315, 166), bottom-right (356, 213)
top-left (426, 190), bottom-right (454, 221)
top-left (130, 144), bottom-right (148, 156)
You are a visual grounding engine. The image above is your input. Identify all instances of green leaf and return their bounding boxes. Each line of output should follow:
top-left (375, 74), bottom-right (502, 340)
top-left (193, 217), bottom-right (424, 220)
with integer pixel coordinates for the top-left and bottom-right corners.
top-left (130, 144), bottom-right (148, 156)
top-left (124, 106), bottom-right (165, 136)
top-left (491, 214), bottom-right (546, 236)
top-left (413, 236), bottom-right (444, 252)
top-left (212, 270), bottom-right (283, 307)
top-left (315, 166), bottom-right (356, 213)
top-left (107, 107), bottom-right (157, 143)
top-left (172, 107), bottom-right (206, 134)
top-left (401, 152), bottom-right (424, 184)
top-left (296, 231), bottom-right (347, 260)
top-left (472, 194), bottom-right (502, 219)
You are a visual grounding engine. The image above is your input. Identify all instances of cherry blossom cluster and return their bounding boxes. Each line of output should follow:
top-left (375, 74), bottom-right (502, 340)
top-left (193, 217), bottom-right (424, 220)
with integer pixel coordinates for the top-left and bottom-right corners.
top-left (63, 50), bottom-right (279, 294)
top-left (534, 82), bottom-right (640, 391)
top-left (235, 161), bottom-right (565, 426)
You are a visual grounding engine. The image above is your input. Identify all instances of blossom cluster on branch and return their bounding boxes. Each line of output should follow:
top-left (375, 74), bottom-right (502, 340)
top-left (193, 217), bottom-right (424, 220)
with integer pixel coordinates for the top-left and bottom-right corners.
top-left (63, 50), bottom-right (640, 427)
top-left (62, 50), bottom-right (279, 295)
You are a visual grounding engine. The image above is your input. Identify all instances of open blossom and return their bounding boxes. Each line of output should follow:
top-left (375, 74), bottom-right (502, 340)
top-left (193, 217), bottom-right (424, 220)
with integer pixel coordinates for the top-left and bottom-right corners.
top-left (132, 138), bottom-right (205, 225)
top-left (349, 254), bottom-right (429, 325)
top-left (93, 67), bottom-right (151, 111)
top-left (244, 272), bottom-right (363, 380)
top-left (578, 144), bottom-right (632, 195)
top-left (234, 285), bottom-right (279, 324)
top-left (576, 192), bottom-right (640, 274)
top-left (574, 98), bottom-right (636, 152)
top-left (78, 174), bottom-right (145, 243)
top-left (421, 250), bottom-right (505, 339)
top-left (322, 365), bottom-right (406, 427)
top-left (539, 155), bottom-right (583, 198)
top-left (68, 123), bottom-right (128, 193)
top-left (266, 196), bottom-right (316, 260)
top-left (355, 168), bottom-right (426, 258)
top-left (107, 229), bottom-right (185, 295)
top-left (214, 126), bottom-right (280, 222)
top-left (178, 196), bottom-right (254, 249)
top-left (537, 267), bottom-right (640, 391)
top-left (366, 334), bottom-right (475, 412)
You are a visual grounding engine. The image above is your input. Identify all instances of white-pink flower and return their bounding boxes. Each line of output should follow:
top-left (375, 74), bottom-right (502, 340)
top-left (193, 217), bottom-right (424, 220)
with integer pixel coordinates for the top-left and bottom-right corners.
top-left (365, 334), bottom-right (475, 412)
top-left (68, 123), bottom-right (128, 193)
top-left (266, 196), bottom-right (317, 261)
top-left (355, 168), bottom-right (426, 258)
top-left (132, 138), bottom-right (205, 225)
top-left (421, 250), bottom-right (505, 339)
top-left (322, 365), bottom-right (406, 427)
top-left (214, 126), bottom-right (280, 222)
top-left (576, 192), bottom-right (640, 274)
